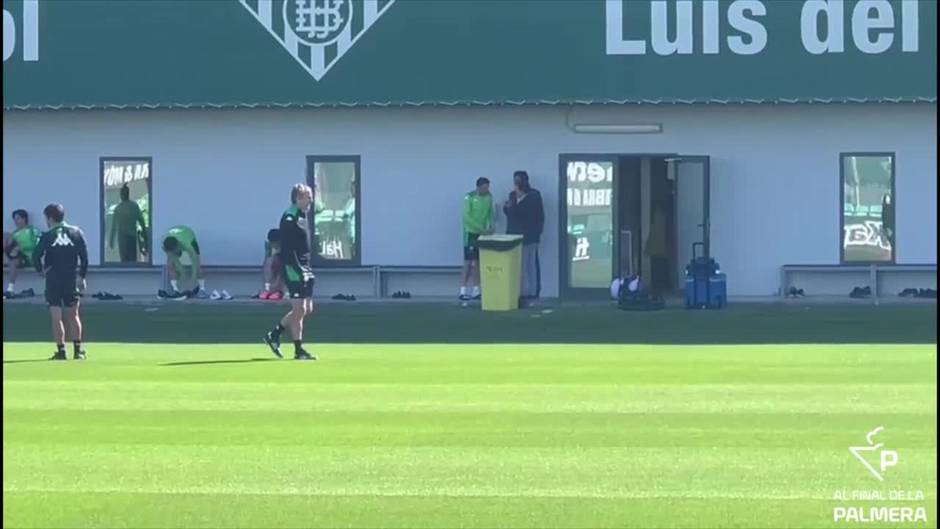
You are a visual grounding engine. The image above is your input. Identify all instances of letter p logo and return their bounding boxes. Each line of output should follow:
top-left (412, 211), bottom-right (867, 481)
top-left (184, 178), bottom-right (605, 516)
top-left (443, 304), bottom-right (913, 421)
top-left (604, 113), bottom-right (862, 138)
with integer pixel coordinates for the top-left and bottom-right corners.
top-left (880, 450), bottom-right (898, 473)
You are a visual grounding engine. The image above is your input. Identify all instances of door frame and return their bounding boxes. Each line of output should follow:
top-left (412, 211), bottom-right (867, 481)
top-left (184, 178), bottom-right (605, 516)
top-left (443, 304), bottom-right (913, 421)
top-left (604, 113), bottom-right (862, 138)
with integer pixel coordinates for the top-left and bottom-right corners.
top-left (665, 155), bottom-right (712, 260)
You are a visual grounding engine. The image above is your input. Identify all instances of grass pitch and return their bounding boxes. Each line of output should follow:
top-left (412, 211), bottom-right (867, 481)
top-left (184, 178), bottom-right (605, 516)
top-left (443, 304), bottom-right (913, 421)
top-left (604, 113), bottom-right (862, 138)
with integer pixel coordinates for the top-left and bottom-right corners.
top-left (3, 302), bottom-right (937, 528)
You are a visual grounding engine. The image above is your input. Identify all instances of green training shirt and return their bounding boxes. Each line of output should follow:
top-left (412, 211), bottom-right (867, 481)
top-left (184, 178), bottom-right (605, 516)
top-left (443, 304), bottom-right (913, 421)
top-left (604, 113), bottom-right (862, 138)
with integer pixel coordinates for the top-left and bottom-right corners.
top-left (12, 226), bottom-right (41, 258)
top-left (164, 225), bottom-right (197, 256)
top-left (462, 191), bottom-right (494, 244)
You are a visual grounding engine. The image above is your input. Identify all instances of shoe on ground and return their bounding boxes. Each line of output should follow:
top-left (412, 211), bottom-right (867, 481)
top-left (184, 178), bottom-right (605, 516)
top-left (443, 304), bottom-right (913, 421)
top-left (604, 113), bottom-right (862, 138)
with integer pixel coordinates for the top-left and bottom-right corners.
top-left (195, 289), bottom-right (210, 300)
top-left (166, 290), bottom-right (188, 301)
top-left (49, 351), bottom-right (67, 361)
top-left (259, 290), bottom-right (271, 300)
top-left (899, 288), bottom-right (918, 297)
top-left (22, 288), bottom-right (34, 297)
top-left (210, 289), bottom-right (222, 301)
top-left (458, 294), bottom-right (470, 301)
top-left (3, 290), bottom-right (15, 300)
top-left (73, 350), bottom-right (87, 360)
top-left (263, 331), bottom-right (283, 359)
top-left (332, 294), bottom-right (345, 300)
top-left (269, 291), bottom-right (283, 300)
top-left (294, 349), bottom-right (316, 361)
top-left (220, 290), bottom-right (233, 300)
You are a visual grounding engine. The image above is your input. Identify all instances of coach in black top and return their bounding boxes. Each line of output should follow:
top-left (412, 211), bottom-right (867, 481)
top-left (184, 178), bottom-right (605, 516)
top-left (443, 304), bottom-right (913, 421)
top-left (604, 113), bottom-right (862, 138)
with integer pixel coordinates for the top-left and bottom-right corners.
top-left (504, 171), bottom-right (544, 303)
top-left (33, 203), bottom-right (89, 361)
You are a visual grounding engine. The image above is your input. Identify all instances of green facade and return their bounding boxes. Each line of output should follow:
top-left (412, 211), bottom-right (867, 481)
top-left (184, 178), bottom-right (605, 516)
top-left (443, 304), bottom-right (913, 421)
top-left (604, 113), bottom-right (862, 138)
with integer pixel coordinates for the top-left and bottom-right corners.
top-left (3, 0), bottom-right (936, 109)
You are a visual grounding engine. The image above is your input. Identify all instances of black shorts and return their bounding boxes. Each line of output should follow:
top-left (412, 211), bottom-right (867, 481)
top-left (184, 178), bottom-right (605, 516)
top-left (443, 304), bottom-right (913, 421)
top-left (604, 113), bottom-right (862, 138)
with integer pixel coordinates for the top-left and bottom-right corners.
top-left (285, 267), bottom-right (315, 299)
top-left (464, 233), bottom-right (481, 261)
top-left (45, 274), bottom-right (79, 308)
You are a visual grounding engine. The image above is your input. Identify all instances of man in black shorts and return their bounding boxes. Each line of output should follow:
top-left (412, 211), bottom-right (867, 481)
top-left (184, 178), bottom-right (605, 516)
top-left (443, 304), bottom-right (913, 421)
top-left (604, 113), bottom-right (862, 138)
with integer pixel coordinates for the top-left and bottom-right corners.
top-left (33, 203), bottom-right (89, 360)
top-left (263, 184), bottom-right (316, 360)
top-left (459, 177), bottom-right (494, 301)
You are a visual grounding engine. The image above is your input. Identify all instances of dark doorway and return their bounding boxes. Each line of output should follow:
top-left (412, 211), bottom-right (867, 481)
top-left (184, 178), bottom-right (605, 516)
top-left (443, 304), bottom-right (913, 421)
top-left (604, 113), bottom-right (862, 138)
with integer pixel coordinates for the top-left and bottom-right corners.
top-left (616, 156), bottom-right (677, 295)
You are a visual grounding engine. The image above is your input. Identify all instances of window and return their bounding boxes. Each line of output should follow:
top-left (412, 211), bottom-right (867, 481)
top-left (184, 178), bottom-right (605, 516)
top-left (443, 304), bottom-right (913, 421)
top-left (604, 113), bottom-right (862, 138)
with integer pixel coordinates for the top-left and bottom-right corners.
top-left (100, 158), bottom-right (152, 265)
top-left (841, 153), bottom-right (895, 263)
top-left (306, 156), bottom-right (360, 266)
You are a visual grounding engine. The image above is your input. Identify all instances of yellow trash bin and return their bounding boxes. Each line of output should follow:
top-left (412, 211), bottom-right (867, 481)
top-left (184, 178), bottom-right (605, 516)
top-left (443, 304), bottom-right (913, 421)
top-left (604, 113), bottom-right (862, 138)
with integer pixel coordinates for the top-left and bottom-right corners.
top-left (477, 235), bottom-right (524, 311)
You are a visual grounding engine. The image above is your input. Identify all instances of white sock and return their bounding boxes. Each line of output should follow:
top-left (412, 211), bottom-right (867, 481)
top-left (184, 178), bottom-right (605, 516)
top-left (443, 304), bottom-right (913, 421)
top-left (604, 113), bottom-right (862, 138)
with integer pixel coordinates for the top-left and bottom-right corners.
top-left (264, 282), bottom-right (271, 292)
top-left (460, 286), bottom-right (467, 296)
top-left (198, 279), bottom-right (206, 290)
top-left (170, 280), bottom-right (179, 292)
top-left (6, 283), bottom-right (13, 292)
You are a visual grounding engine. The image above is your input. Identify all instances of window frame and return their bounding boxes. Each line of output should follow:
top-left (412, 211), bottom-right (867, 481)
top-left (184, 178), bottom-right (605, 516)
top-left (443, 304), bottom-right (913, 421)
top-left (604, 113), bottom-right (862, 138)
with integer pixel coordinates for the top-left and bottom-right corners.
top-left (839, 152), bottom-right (896, 265)
top-left (305, 155), bottom-right (362, 268)
top-left (98, 156), bottom-right (154, 267)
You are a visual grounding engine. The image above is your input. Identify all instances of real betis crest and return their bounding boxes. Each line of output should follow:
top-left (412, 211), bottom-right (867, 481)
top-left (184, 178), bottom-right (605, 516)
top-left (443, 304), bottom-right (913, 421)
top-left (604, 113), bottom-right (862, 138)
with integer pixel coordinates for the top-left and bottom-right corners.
top-left (239, 0), bottom-right (396, 81)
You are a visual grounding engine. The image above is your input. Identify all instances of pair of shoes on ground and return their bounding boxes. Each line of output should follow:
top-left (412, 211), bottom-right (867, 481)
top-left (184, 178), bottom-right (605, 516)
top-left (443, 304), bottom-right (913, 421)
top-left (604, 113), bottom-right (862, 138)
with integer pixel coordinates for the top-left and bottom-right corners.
top-left (49, 350), bottom-right (86, 361)
top-left (786, 287), bottom-right (806, 298)
top-left (92, 291), bottom-right (123, 300)
top-left (458, 291), bottom-right (481, 301)
top-left (208, 289), bottom-right (233, 301)
top-left (331, 294), bottom-right (356, 301)
top-left (850, 286), bottom-right (873, 299)
top-left (263, 331), bottom-right (316, 360)
top-left (3, 288), bottom-right (34, 300)
top-left (157, 289), bottom-right (187, 301)
top-left (899, 288), bottom-right (937, 299)
top-left (391, 291), bottom-right (411, 299)
top-left (157, 288), bottom-right (231, 301)
top-left (257, 290), bottom-right (284, 300)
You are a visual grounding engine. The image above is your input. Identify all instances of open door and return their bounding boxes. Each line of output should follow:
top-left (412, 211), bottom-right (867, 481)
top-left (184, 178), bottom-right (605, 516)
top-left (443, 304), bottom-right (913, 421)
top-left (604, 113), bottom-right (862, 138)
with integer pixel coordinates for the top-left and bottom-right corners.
top-left (559, 155), bottom-right (618, 297)
top-left (667, 156), bottom-right (711, 286)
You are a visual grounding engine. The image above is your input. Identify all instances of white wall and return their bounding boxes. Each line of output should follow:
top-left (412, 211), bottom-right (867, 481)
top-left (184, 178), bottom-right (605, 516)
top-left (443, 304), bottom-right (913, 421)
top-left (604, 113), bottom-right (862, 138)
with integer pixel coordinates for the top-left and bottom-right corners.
top-left (3, 103), bottom-right (936, 296)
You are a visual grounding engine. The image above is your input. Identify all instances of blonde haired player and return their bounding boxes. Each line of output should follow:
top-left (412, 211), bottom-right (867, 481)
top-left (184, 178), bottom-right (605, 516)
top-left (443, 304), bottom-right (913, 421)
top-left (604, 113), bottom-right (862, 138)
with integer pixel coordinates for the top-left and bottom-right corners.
top-left (264, 184), bottom-right (316, 360)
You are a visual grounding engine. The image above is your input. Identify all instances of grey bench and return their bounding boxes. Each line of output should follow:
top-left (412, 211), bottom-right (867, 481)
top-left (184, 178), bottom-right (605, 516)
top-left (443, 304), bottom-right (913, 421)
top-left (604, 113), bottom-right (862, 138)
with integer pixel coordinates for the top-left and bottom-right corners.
top-left (377, 266), bottom-right (462, 298)
top-left (781, 264), bottom-right (937, 302)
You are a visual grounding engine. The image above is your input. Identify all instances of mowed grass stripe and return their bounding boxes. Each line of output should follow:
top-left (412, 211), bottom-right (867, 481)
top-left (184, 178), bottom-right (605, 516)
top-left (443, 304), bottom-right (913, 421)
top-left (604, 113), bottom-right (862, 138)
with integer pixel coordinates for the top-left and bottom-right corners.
top-left (4, 411), bottom-right (935, 448)
top-left (4, 381), bottom-right (935, 414)
top-left (9, 492), bottom-right (930, 529)
top-left (4, 444), bottom-right (937, 497)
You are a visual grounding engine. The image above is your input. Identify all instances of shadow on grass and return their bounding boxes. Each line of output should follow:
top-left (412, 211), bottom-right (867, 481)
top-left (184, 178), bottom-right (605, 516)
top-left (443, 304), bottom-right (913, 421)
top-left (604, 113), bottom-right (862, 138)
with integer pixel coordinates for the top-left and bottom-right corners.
top-left (2, 302), bottom-right (937, 345)
top-left (160, 358), bottom-right (279, 366)
top-left (3, 359), bottom-right (53, 364)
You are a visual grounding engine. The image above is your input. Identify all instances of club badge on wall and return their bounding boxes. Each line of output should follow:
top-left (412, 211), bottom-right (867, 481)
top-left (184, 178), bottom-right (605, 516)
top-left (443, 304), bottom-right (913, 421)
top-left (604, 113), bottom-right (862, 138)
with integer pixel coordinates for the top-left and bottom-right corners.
top-left (239, 0), bottom-right (396, 82)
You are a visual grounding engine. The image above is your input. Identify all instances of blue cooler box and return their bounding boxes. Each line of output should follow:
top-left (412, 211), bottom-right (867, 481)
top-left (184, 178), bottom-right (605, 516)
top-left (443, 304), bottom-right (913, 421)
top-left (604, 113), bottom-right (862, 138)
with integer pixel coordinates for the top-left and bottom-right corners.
top-left (708, 273), bottom-right (727, 308)
top-left (685, 273), bottom-right (727, 309)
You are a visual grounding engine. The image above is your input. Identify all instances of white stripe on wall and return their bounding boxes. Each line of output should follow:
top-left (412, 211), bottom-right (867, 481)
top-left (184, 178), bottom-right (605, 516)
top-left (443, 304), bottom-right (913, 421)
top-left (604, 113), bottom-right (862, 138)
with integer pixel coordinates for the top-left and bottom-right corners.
top-left (363, 0), bottom-right (379, 25)
top-left (258, 0), bottom-right (273, 26)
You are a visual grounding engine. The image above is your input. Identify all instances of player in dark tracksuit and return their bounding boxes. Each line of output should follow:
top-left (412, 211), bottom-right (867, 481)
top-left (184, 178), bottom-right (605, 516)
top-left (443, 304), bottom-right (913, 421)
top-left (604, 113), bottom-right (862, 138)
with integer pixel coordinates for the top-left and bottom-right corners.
top-left (32, 203), bottom-right (89, 361)
top-left (263, 184), bottom-right (316, 360)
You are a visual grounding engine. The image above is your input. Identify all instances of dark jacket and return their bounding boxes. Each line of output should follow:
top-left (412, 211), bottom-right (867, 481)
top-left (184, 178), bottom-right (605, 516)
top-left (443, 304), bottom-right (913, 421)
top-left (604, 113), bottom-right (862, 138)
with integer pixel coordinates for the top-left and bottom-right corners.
top-left (504, 189), bottom-right (544, 244)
